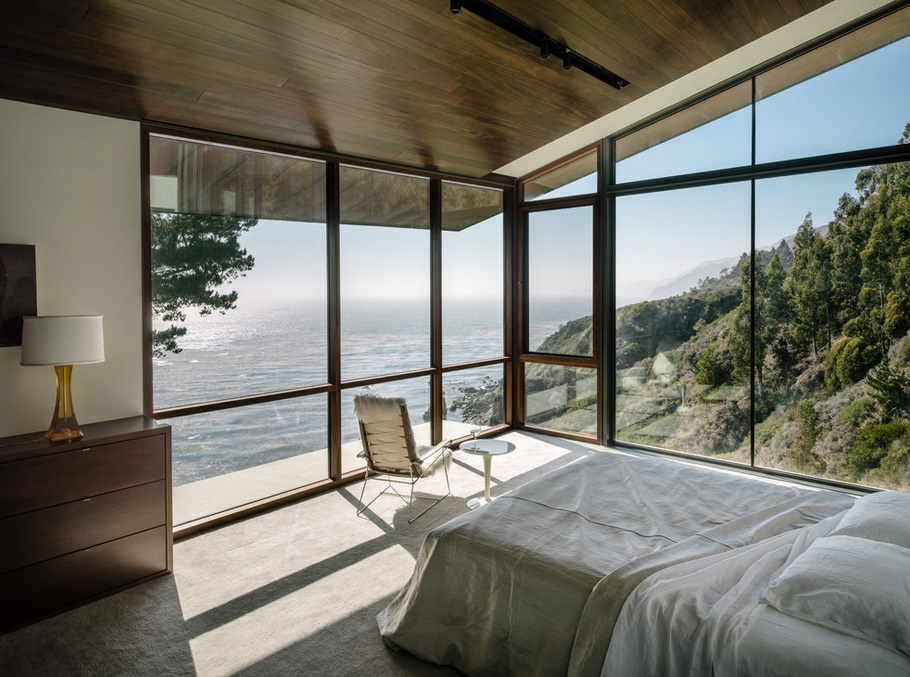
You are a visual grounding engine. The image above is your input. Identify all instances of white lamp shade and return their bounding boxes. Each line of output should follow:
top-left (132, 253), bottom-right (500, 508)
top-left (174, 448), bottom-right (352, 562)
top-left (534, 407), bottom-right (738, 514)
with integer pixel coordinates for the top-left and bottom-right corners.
top-left (20, 315), bottom-right (105, 366)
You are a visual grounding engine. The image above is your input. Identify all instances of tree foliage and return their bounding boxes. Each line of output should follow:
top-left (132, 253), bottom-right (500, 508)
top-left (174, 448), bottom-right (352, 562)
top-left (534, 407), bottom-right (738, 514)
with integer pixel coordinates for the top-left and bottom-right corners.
top-left (867, 355), bottom-right (910, 421)
top-left (151, 213), bottom-right (256, 356)
top-left (608, 124), bottom-right (910, 486)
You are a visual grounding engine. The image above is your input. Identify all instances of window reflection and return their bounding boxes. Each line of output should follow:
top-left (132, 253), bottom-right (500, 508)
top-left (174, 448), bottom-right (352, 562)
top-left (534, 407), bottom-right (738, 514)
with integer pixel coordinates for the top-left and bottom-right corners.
top-left (169, 395), bottom-right (328, 526)
top-left (615, 184), bottom-right (751, 460)
top-left (525, 364), bottom-right (596, 435)
top-left (524, 150), bottom-right (597, 201)
top-left (756, 7), bottom-right (910, 162)
top-left (616, 82), bottom-right (751, 183)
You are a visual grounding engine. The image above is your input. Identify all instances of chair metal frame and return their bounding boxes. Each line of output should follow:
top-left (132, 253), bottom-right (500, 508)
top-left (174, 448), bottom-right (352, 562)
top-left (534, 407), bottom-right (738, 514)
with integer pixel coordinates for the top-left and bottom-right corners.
top-left (354, 396), bottom-right (452, 523)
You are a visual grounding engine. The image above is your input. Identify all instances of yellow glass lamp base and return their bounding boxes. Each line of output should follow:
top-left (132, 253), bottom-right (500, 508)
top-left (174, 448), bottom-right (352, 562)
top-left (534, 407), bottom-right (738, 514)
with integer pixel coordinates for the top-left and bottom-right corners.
top-left (46, 364), bottom-right (84, 443)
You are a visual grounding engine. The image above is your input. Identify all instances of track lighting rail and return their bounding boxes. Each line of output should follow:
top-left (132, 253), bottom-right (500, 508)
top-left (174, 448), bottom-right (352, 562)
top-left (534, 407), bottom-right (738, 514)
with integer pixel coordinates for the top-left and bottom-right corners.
top-left (450, 0), bottom-right (629, 90)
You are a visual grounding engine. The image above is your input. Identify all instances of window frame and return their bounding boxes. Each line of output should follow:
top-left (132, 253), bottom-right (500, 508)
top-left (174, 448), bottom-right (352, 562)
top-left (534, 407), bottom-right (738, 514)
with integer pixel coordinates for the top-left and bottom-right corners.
top-left (516, 145), bottom-right (602, 442)
top-left (596, 2), bottom-right (910, 492)
top-left (142, 124), bottom-right (514, 535)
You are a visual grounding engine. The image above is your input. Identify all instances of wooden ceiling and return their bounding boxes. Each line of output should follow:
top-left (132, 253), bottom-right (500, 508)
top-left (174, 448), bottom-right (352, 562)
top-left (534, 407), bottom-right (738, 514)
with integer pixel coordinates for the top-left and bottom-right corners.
top-left (1, 0), bottom-right (834, 179)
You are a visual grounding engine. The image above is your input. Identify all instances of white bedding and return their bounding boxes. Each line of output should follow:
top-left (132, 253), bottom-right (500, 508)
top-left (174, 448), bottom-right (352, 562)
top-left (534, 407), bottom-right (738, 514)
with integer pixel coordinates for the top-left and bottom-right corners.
top-left (377, 450), bottom-right (854, 676)
top-left (600, 504), bottom-right (910, 677)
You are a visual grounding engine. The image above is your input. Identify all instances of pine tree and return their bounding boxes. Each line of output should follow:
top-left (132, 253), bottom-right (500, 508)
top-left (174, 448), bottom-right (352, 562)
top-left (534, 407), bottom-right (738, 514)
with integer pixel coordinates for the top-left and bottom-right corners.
top-left (151, 213), bottom-right (257, 356)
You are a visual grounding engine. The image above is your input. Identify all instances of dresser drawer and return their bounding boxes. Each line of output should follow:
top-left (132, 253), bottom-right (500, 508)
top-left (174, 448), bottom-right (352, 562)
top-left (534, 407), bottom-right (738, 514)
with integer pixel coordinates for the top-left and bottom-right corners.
top-left (0, 481), bottom-right (166, 574)
top-left (0, 526), bottom-right (168, 632)
top-left (0, 434), bottom-right (165, 518)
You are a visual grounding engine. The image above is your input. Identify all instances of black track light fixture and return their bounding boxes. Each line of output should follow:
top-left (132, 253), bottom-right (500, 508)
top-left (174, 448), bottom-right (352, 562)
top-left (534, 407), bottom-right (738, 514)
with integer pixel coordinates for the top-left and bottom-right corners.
top-left (538, 34), bottom-right (550, 59)
top-left (449, 0), bottom-right (629, 91)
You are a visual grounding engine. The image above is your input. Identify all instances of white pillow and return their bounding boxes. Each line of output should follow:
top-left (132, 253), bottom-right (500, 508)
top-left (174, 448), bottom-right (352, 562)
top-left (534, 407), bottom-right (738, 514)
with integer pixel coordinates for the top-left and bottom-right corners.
top-left (761, 535), bottom-right (910, 657)
top-left (831, 491), bottom-right (910, 549)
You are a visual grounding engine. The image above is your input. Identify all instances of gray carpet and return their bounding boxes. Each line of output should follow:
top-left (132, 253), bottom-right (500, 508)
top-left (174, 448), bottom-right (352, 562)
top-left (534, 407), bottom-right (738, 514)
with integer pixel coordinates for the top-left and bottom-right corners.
top-left (0, 432), bottom-right (597, 676)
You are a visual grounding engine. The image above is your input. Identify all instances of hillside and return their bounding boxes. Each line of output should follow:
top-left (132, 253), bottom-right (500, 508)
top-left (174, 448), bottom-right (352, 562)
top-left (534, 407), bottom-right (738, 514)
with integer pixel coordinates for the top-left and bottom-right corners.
top-left (616, 140), bottom-right (910, 490)
top-left (451, 129), bottom-right (910, 490)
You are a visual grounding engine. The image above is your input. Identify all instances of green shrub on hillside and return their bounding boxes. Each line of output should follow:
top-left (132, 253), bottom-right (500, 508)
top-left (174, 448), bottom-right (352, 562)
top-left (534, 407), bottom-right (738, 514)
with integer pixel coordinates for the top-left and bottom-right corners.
top-left (848, 420), bottom-right (908, 477)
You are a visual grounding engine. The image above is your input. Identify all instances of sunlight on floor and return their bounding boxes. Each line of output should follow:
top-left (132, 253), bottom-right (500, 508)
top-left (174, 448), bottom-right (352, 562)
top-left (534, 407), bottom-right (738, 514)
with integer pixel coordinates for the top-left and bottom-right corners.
top-left (186, 545), bottom-right (414, 676)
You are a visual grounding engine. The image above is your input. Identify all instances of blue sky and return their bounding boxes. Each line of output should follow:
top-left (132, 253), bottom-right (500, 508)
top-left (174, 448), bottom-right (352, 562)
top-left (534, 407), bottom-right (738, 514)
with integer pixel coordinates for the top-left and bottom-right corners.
top-left (222, 33), bottom-right (909, 305)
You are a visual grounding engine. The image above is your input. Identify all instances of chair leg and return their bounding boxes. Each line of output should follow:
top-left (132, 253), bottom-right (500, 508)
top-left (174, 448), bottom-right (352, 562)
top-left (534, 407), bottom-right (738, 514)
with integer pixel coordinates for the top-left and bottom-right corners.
top-left (356, 471), bottom-right (371, 516)
top-left (358, 461), bottom-right (450, 523)
top-left (406, 468), bottom-right (452, 524)
top-left (358, 472), bottom-right (413, 518)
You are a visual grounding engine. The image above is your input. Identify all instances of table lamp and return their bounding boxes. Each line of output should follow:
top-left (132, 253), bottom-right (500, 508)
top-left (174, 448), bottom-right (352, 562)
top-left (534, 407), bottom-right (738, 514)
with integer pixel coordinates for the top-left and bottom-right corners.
top-left (20, 315), bottom-right (105, 442)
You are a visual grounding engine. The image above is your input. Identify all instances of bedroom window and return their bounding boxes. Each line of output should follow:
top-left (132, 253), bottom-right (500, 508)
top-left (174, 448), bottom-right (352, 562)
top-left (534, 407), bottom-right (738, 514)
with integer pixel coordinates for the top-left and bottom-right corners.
top-left (615, 81), bottom-right (752, 184)
top-left (603, 2), bottom-right (910, 492)
top-left (147, 133), bottom-right (513, 530)
top-left (614, 183), bottom-right (752, 460)
top-left (340, 166), bottom-right (430, 382)
top-left (755, 16), bottom-right (910, 163)
top-left (148, 135), bottom-right (331, 526)
top-left (441, 181), bottom-right (506, 440)
top-left (755, 164), bottom-right (910, 489)
top-left (442, 181), bottom-right (504, 366)
top-left (519, 157), bottom-right (599, 439)
top-left (526, 206), bottom-right (594, 357)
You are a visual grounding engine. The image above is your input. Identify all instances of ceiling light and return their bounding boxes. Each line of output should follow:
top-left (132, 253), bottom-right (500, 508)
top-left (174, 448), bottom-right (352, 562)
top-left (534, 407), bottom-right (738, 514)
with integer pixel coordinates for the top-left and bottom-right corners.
top-left (450, 0), bottom-right (629, 90)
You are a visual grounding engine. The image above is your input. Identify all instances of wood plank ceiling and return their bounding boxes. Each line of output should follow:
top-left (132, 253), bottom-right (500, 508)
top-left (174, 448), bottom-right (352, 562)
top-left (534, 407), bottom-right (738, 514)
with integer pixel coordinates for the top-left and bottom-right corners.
top-left (0, 0), bottom-right (833, 179)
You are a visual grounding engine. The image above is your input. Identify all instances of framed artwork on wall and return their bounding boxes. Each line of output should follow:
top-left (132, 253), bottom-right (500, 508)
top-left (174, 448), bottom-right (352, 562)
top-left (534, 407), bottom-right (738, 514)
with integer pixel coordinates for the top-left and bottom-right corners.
top-left (0, 244), bottom-right (38, 347)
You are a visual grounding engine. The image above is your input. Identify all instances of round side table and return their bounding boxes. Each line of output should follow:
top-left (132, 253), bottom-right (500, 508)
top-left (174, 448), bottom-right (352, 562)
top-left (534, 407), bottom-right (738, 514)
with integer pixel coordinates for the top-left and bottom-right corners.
top-left (459, 439), bottom-right (515, 509)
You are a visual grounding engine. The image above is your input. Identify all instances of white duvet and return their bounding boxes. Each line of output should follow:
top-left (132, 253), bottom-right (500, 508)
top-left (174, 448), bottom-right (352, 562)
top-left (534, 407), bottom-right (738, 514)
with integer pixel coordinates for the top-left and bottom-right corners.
top-left (377, 450), bottom-right (855, 676)
top-left (600, 513), bottom-right (910, 676)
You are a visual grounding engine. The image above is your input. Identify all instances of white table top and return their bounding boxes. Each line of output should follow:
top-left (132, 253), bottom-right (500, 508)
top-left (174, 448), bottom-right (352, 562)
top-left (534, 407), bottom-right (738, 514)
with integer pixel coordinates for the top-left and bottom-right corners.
top-left (459, 439), bottom-right (515, 456)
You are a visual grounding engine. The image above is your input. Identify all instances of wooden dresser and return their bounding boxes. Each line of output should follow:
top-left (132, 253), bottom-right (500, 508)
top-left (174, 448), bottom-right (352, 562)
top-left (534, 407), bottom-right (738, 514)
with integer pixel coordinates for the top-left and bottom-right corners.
top-left (0, 416), bottom-right (172, 633)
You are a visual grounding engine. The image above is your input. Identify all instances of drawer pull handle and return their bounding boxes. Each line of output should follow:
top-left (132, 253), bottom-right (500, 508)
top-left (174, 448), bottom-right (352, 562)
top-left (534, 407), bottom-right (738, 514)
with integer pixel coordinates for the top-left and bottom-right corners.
top-left (81, 547), bottom-right (93, 553)
top-left (82, 497), bottom-right (91, 502)
top-left (81, 447), bottom-right (92, 452)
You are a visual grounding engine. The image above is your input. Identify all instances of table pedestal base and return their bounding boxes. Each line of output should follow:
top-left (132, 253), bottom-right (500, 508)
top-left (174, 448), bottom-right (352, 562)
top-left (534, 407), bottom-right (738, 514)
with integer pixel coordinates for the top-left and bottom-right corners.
top-left (459, 439), bottom-right (514, 510)
top-left (467, 454), bottom-right (494, 509)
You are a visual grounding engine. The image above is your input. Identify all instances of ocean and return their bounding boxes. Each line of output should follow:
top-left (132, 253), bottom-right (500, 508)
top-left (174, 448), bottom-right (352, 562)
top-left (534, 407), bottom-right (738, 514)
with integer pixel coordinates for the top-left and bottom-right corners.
top-left (154, 296), bottom-right (590, 485)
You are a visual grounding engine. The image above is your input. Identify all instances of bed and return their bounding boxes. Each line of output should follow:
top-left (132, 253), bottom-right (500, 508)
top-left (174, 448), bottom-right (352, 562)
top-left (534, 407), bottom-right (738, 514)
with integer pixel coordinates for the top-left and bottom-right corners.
top-left (377, 449), bottom-right (910, 676)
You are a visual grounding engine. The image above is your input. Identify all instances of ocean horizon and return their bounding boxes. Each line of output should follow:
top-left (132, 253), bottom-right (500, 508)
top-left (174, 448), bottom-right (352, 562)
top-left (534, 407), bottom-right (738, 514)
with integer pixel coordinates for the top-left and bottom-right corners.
top-left (155, 295), bottom-right (591, 485)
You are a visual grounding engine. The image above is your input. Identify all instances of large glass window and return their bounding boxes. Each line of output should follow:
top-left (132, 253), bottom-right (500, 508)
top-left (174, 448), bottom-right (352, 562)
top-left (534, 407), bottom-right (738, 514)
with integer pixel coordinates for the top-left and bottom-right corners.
top-left (616, 82), bottom-right (752, 183)
top-left (756, 9), bottom-right (910, 163)
top-left (149, 135), bottom-right (330, 527)
top-left (526, 206), bottom-right (593, 355)
top-left (442, 182), bottom-right (504, 365)
top-left (755, 165), bottom-right (910, 491)
top-left (614, 183), bottom-right (752, 460)
top-left (340, 166), bottom-right (430, 381)
top-left (149, 133), bottom-right (510, 530)
top-left (602, 5), bottom-right (910, 492)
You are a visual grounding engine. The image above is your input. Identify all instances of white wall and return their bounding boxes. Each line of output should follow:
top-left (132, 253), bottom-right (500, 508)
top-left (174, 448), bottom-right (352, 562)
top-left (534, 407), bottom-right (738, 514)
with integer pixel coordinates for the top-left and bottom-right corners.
top-left (0, 99), bottom-right (143, 438)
